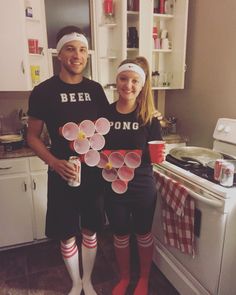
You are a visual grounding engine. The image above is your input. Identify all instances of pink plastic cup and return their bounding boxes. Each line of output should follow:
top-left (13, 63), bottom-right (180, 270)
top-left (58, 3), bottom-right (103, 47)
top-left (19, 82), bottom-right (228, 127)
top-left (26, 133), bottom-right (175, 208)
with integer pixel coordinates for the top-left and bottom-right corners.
top-left (72, 138), bottom-right (90, 154)
top-left (97, 152), bottom-right (109, 168)
top-left (148, 140), bottom-right (165, 164)
top-left (95, 117), bottom-right (111, 135)
top-left (102, 168), bottom-right (118, 182)
top-left (124, 151), bottom-right (142, 168)
top-left (59, 122), bottom-right (79, 141)
top-left (109, 151), bottom-right (125, 168)
top-left (84, 150), bottom-right (101, 167)
top-left (79, 120), bottom-right (95, 137)
top-left (111, 179), bottom-right (128, 194)
top-left (117, 166), bottom-right (134, 181)
top-left (89, 133), bottom-right (105, 150)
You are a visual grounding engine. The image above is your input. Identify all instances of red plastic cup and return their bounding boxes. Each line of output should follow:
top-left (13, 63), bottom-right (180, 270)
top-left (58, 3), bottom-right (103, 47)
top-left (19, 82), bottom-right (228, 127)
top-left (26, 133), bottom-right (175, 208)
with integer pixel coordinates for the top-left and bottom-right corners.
top-left (109, 151), bottom-right (125, 168)
top-left (72, 138), bottom-right (90, 154)
top-left (117, 166), bottom-right (134, 181)
top-left (84, 150), bottom-right (101, 167)
top-left (79, 120), bottom-right (95, 137)
top-left (104, 0), bottom-right (113, 15)
top-left (95, 117), bottom-right (111, 135)
top-left (148, 140), bottom-right (165, 164)
top-left (89, 133), bottom-right (105, 150)
top-left (124, 151), bottom-right (141, 168)
top-left (111, 179), bottom-right (128, 194)
top-left (97, 151), bottom-right (109, 168)
top-left (59, 122), bottom-right (79, 141)
top-left (102, 167), bottom-right (118, 182)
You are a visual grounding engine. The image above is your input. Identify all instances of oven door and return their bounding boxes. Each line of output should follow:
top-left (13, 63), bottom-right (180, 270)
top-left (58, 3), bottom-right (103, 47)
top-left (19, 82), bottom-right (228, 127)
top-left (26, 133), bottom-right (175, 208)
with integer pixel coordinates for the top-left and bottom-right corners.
top-left (152, 169), bottom-right (227, 295)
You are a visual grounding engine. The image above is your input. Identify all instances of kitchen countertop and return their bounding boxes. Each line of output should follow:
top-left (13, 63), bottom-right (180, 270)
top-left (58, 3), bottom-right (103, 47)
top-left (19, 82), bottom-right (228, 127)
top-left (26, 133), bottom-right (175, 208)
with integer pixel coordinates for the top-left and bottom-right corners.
top-left (0, 146), bottom-right (36, 159)
top-left (0, 134), bottom-right (188, 160)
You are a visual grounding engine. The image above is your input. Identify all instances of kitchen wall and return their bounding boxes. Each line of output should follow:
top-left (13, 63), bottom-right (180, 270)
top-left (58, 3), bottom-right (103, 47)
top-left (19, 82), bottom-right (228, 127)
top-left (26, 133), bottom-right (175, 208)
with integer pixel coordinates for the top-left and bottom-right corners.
top-left (0, 92), bottom-right (30, 134)
top-left (165, 0), bottom-right (236, 148)
top-left (2, 1), bottom-right (236, 145)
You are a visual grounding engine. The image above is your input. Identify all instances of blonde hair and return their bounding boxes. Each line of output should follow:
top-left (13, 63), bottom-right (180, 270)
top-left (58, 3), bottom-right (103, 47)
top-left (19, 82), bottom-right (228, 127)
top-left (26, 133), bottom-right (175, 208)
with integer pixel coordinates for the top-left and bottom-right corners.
top-left (118, 56), bottom-right (157, 126)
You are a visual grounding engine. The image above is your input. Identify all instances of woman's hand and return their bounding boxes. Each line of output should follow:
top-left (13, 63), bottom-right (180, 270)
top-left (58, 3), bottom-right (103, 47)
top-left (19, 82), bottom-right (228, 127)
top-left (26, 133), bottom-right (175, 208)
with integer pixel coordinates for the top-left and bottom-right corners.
top-left (153, 110), bottom-right (163, 120)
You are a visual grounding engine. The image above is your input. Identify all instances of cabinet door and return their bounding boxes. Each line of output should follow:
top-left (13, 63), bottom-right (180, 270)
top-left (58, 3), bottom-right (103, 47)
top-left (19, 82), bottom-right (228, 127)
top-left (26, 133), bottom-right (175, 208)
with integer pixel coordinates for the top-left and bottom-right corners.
top-left (0, 1), bottom-right (30, 90)
top-left (31, 171), bottom-right (48, 239)
top-left (0, 0), bottom-right (49, 91)
top-left (0, 176), bottom-right (34, 247)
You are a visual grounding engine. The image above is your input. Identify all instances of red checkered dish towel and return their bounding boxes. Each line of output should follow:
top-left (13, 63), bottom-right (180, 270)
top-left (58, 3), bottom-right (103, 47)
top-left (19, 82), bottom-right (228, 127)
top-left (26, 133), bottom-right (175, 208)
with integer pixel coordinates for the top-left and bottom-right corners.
top-left (155, 171), bottom-right (195, 256)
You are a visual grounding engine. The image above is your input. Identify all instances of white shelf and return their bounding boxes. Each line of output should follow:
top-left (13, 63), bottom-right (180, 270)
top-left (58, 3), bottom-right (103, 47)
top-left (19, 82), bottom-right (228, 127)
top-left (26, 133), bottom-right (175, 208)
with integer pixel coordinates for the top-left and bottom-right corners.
top-left (152, 86), bottom-right (171, 90)
top-left (100, 56), bottom-right (117, 60)
top-left (127, 11), bottom-right (139, 15)
top-left (152, 49), bottom-right (172, 53)
top-left (99, 23), bottom-right (117, 28)
top-left (153, 13), bottom-right (174, 19)
top-left (25, 17), bottom-right (40, 22)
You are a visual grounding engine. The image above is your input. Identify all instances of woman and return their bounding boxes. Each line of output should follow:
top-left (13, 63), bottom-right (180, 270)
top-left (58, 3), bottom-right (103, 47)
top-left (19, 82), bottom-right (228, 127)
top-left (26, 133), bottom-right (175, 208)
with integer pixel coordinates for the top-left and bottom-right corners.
top-left (104, 56), bottom-right (163, 295)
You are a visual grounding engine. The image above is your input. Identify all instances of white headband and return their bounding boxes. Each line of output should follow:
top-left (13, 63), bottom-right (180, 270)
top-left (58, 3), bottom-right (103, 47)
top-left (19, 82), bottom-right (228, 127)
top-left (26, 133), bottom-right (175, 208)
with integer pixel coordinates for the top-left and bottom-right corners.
top-left (117, 63), bottom-right (146, 86)
top-left (56, 32), bottom-right (89, 53)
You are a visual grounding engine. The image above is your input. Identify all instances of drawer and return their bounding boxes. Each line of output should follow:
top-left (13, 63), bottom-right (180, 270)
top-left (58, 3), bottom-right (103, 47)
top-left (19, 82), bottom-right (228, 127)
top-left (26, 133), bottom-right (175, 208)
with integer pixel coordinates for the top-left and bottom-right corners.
top-left (0, 158), bottom-right (28, 175)
top-left (29, 156), bottom-right (48, 171)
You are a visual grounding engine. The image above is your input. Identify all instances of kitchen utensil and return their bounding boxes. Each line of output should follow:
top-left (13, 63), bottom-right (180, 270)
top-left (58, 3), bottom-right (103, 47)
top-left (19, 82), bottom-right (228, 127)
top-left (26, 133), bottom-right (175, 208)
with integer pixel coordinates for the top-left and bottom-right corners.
top-left (169, 146), bottom-right (223, 166)
top-left (0, 134), bottom-right (24, 152)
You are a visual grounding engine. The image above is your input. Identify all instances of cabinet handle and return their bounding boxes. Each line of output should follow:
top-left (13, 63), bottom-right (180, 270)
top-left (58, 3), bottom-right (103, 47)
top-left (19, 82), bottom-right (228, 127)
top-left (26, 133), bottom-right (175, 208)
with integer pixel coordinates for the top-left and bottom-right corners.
top-left (0, 166), bottom-right (12, 170)
top-left (21, 61), bottom-right (25, 74)
top-left (23, 182), bottom-right (27, 192)
top-left (33, 180), bottom-right (36, 190)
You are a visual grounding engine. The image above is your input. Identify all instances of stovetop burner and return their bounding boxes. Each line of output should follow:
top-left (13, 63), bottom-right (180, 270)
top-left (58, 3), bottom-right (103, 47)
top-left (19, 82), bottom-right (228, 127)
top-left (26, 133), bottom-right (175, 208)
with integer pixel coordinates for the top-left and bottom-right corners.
top-left (166, 154), bottom-right (219, 184)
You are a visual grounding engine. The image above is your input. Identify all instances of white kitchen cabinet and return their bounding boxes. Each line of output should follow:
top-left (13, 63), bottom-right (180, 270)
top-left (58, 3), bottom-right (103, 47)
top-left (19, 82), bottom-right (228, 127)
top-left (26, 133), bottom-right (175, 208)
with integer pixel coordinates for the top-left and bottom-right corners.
top-left (29, 156), bottom-right (48, 240)
top-left (0, 157), bottom-right (48, 248)
top-left (0, 159), bottom-right (34, 247)
top-left (0, 0), bottom-right (50, 91)
top-left (93, 0), bottom-right (188, 102)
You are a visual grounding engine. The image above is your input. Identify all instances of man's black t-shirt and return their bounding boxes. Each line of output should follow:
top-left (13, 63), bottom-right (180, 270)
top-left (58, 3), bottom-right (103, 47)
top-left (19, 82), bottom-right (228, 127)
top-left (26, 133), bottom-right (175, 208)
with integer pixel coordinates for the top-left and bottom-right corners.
top-left (28, 75), bottom-right (109, 159)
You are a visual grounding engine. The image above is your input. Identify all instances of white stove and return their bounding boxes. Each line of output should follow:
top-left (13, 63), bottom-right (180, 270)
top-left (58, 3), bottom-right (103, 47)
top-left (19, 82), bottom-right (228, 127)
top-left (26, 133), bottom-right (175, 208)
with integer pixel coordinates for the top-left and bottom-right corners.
top-left (152, 118), bottom-right (236, 295)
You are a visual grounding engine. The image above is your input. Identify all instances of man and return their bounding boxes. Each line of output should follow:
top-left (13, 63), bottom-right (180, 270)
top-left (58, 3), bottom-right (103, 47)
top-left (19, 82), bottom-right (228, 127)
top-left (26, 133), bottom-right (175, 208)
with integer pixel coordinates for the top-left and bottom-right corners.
top-left (27, 26), bottom-right (109, 295)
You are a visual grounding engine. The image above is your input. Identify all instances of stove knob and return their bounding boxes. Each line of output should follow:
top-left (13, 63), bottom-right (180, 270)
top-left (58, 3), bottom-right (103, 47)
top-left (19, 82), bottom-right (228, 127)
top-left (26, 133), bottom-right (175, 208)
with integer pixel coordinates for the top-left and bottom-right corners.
top-left (217, 124), bottom-right (224, 131)
top-left (224, 126), bottom-right (231, 133)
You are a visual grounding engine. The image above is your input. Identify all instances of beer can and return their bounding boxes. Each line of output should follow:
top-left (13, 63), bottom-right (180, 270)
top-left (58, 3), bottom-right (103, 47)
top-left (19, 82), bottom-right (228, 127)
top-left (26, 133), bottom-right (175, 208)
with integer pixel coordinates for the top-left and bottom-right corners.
top-left (214, 159), bottom-right (224, 181)
top-left (219, 162), bottom-right (234, 187)
top-left (68, 156), bottom-right (81, 187)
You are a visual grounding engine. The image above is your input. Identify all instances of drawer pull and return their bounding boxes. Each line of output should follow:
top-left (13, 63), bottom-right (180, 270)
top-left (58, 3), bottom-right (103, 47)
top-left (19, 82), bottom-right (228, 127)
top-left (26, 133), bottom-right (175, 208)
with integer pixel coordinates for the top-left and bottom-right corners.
top-left (33, 180), bottom-right (36, 190)
top-left (23, 182), bottom-right (27, 192)
top-left (0, 166), bottom-right (12, 170)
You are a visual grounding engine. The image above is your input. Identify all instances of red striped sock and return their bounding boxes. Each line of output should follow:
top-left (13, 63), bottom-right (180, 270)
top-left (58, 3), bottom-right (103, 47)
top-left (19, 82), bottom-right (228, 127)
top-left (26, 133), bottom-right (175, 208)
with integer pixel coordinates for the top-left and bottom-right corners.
top-left (60, 239), bottom-right (82, 295)
top-left (134, 232), bottom-right (153, 295)
top-left (112, 234), bottom-right (130, 295)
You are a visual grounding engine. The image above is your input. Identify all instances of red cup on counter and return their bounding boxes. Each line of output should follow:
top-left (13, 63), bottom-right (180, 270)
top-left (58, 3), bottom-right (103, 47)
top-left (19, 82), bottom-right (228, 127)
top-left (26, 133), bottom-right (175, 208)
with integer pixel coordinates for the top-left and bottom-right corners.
top-left (148, 140), bottom-right (165, 164)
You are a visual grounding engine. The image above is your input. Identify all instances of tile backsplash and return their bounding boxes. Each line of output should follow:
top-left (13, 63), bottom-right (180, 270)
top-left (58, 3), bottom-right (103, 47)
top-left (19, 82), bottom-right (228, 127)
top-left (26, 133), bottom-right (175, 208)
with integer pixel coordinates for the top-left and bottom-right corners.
top-left (0, 91), bottom-right (30, 134)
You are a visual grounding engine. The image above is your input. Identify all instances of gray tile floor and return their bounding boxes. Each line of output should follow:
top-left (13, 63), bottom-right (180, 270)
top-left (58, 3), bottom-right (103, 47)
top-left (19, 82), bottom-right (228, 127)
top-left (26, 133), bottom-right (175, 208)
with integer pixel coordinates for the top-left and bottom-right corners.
top-left (0, 227), bottom-right (179, 295)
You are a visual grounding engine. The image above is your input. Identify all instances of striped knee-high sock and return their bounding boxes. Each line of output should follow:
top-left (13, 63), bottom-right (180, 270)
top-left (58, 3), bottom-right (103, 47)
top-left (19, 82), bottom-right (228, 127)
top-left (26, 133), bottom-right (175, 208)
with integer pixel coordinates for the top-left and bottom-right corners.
top-left (60, 239), bottom-right (82, 295)
top-left (81, 233), bottom-right (97, 295)
top-left (134, 232), bottom-right (154, 295)
top-left (112, 234), bottom-right (130, 295)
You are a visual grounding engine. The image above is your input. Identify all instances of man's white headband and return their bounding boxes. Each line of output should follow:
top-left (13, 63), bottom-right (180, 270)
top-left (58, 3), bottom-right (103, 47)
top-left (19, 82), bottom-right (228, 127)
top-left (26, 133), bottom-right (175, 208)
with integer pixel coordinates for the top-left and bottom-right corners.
top-left (56, 32), bottom-right (88, 53)
top-left (117, 63), bottom-right (146, 86)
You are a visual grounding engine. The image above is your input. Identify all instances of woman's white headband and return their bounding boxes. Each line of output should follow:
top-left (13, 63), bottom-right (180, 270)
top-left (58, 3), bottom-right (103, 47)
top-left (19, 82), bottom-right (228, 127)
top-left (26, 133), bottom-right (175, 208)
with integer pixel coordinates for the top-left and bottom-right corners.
top-left (56, 32), bottom-right (88, 53)
top-left (117, 63), bottom-right (146, 86)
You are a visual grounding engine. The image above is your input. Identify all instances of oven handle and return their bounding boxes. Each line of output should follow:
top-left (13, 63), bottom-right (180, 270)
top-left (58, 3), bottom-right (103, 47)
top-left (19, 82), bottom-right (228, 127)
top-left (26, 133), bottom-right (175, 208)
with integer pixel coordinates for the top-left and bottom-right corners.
top-left (156, 170), bottom-right (223, 208)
